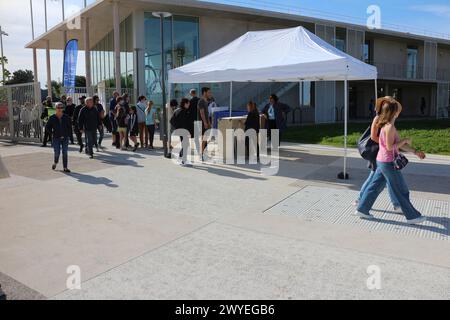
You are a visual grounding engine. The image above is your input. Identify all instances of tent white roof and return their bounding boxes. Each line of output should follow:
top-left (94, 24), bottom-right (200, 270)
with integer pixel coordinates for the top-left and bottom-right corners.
top-left (168, 26), bottom-right (377, 84)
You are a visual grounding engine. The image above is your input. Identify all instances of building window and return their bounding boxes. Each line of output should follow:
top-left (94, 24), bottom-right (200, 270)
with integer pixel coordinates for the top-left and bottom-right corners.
top-left (407, 46), bottom-right (418, 79)
top-left (335, 27), bottom-right (346, 52)
top-left (363, 40), bottom-right (372, 64)
top-left (144, 14), bottom-right (199, 106)
top-left (300, 82), bottom-right (315, 108)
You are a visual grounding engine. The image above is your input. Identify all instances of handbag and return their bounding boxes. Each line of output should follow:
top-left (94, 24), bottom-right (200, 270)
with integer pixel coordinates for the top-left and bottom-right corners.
top-left (358, 125), bottom-right (379, 161)
top-left (393, 148), bottom-right (409, 170)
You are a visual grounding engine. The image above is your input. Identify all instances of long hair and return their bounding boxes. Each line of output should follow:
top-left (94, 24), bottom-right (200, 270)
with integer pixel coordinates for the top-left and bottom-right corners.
top-left (376, 101), bottom-right (399, 128)
top-left (247, 101), bottom-right (258, 113)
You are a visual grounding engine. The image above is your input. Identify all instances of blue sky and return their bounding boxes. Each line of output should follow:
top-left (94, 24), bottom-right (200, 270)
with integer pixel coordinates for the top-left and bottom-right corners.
top-left (1, 0), bottom-right (450, 86)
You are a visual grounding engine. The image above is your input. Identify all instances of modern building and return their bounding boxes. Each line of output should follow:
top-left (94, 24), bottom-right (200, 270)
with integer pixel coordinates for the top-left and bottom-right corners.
top-left (26, 0), bottom-right (450, 124)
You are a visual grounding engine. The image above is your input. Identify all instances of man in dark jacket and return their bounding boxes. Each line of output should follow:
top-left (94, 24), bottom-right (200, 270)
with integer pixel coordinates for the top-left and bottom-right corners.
top-left (189, 89), bottom-right (199, 123)
top-left (78, 97), bottom-right (101, 159)
top-left (64, 96), bottom-right (76, 144)
top-left (73, 96), bottom-right (86, 153)
top-left (170, 98), bottom-right (193, 166)
top-left (262, 94), bottom-right (291, 143)
top-left (46, 102), bottom-right (72, 173)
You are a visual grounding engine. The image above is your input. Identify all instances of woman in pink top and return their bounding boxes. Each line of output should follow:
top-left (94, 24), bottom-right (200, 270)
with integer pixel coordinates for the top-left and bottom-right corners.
top-left (356, 100), bottom-right (427, 225)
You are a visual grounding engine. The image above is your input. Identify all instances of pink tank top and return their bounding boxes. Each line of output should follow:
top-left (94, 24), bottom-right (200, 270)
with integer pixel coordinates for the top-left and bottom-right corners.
top-left (377, 126), bottom-right (399, 163)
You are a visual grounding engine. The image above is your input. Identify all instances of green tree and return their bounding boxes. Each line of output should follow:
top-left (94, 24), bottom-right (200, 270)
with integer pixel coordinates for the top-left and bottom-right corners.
top-left (5, 69), bottom-right (34, 85)
top-left (75, 75), bottom-right (86, 87)
top-left (0, 56), bottom-right (11, 84)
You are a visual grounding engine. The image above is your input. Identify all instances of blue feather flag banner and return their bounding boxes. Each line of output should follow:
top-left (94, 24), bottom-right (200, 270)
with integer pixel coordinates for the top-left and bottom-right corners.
top-left (63, 39), bottom-right (79, 94)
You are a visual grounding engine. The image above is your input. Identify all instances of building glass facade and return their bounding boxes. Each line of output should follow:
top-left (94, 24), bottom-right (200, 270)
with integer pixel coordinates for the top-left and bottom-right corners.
top-left (91, 15), bottom-right (134, 89)
top-left (144, 13), bottom-right (200, 106)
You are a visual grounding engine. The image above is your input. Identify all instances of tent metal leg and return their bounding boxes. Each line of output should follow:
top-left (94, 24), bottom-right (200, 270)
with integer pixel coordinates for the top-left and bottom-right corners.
top-left (339, 78), bottom-right (349, 180)
top-left (229, 81), bottom-right (233, 117)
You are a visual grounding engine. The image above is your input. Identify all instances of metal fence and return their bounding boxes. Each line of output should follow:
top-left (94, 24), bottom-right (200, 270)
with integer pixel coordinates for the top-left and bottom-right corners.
top-left (0, 82), bottom-right (42, 142)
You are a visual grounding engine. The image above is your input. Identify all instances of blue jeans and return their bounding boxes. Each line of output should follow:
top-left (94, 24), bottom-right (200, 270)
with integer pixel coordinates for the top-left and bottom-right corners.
top-left (52, 137), bottom-right (69, 168)
top-left (85, 130), bottom-right (97, 156)
top-left (359, 170), bottom-right (400, 208)
top-left (358, 161), bottom-right (422, 220)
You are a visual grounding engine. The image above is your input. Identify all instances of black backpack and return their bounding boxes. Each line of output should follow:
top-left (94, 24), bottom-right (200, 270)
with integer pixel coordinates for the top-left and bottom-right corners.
top-left (358, 125), bottom-right (379, 161)
top-left (170, 108), bottom-right (183, 129)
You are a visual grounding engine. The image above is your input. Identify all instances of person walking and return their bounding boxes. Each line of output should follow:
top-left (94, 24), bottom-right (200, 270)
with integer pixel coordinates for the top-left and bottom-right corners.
top-left (262, 94), bottom-right (291, 144)
top-left (46, 102), bottom-right (72, 173)
top-left (115, 106), bottom-right (128, 151)
top-left (78, 97), bottom-right (101, 159)
top-left (64, 96), bottom-right (76, 144)
top-left (136, 96), bottom-right (148, 148)
top-left (171, 98), bottom-right (192, 166)
top-left (145, 100), bottom-right (157, 149)
top-left (198, 87), bottom-right (212, 158)
top-left (109, 91), bottom-right (120, 147)
top-left (354, 97), bottom-right (401, 211)
top-left (189, 89), bottom-right (199, 123)
top-left (40, 96), bottom-right (54, 147)
top-left (120, 94), bottom-right (131, 148)
top-left (93, 95), bottom-right (105, 151)
top-left (128, 106), bottom-right (140, 152)
top-left (73, 96), bottom-right (86, 153)
top-left (356, 100), bottom-right (427, 225)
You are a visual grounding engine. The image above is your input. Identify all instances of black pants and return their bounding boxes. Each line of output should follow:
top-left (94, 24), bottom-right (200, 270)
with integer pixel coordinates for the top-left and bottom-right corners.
top-left (42, 125), bottom-right (52, 146)
top-left (74, 126), bottom-right (83, 146)
top-left (85, 130), bottom-right (97, 156)
top-left (147, 125), bottom-right (155, 147)
top-left (96, 125), bottom-right (104, 148)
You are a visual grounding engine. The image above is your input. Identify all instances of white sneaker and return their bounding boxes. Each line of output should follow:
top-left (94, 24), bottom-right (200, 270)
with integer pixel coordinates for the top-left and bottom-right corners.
top-left (406, 216), bottom-right (427, 225)
top-left (355, 211), bottom-right (374, 220)
top-left (352, 200), bottom-right (359, 207)
top-left (393, 206), bottom-right (403, 214)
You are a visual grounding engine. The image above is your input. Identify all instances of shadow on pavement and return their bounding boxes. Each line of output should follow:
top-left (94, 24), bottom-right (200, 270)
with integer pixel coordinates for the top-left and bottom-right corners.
top-left (65, 172), bottom-right (119, 188)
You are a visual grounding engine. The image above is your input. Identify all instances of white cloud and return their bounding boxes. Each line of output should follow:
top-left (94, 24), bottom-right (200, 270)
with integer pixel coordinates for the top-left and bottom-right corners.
top-left (411, 4), bottom-right (450, 19)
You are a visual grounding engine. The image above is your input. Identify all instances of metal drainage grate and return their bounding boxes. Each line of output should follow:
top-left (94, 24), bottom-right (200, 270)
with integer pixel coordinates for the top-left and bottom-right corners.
top-left (265, 186), bottom-right (450, 241)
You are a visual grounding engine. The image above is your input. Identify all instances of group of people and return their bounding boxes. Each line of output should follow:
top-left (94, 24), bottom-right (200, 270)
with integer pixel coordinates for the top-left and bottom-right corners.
top-left (109, 92), bottom-right (158, 151)
top-left (0, 100), bottom-right (42, 138)
top-left (355, 96), bottom-right (427, 225)
top-left (169, 87), bottom-right (291, 164)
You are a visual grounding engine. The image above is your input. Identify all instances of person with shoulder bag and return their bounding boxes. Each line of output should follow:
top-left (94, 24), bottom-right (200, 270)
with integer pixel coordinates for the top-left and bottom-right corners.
top-left (356, 100), bottom-right (427, 225)
top-left (355, 97), bottom-right (401, 212)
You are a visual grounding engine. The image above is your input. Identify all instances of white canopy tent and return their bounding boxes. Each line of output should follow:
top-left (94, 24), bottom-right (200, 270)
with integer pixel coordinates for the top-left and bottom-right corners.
top-left (168, 26), bottom-right (378, 178)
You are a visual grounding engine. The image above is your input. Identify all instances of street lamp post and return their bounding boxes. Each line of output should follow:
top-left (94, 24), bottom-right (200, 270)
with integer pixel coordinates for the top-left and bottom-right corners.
top-left (152, 12), bottom-right (172, 159)
top-left (0, 26), bottom-right (9, 85)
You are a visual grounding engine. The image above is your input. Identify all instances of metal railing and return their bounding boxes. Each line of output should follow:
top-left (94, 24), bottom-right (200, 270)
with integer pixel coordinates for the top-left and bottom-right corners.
top-left (0, 82), bottom-right (42, 142)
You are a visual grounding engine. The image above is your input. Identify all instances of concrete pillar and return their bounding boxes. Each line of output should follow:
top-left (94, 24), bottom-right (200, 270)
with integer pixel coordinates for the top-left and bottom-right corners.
top-left (84, 18), bottom-right (92, 96)
top-left (113, 1), bottom-right (121, 92)
top-left (132, 10), bottom-right (145, 96)
top-left (45, 40), bottom-right (52, 98)
top-left (32, 48), bottom-right (40, 105)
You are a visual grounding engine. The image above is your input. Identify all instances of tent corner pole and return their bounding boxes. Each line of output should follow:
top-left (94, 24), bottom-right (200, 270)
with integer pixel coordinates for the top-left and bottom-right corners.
top-left (343, 77), bottom-right (349, 179)
top-left (229, 81), bottom-right (233, 117)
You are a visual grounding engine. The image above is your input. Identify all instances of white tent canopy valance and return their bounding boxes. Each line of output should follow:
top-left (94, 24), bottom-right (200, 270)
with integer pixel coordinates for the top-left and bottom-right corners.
top-left (168, 26), bottom-right (377, 84)
top-left (168, 26), bottom-right (378, 179)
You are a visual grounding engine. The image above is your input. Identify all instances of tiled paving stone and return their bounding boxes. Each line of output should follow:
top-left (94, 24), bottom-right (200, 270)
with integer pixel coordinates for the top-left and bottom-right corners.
top-left (265, 186), bottom-right (450, 241)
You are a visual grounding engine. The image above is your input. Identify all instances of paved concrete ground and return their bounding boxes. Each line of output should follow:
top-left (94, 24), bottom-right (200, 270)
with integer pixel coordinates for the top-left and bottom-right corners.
top-left (0, 137), bottom-right (449, 300)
